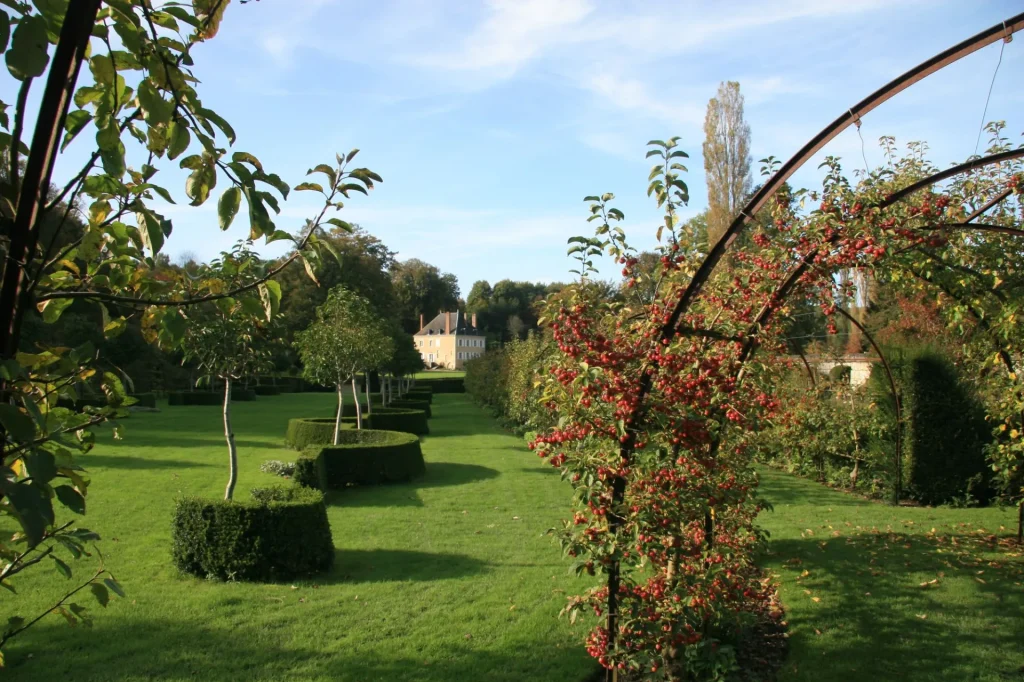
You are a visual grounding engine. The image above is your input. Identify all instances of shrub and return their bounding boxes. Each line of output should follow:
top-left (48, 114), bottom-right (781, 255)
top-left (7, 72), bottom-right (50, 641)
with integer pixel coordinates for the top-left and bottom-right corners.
top-left (828, 365), bottom-right (851, 384)
top-left (299, 429), bottom-right (425, 488)
top-left (286, 409), bottom-right (429, 449)
top-left (260, 460), bottom-right (295, 477)
top-left (285, 418), bottom-right (343, 451)
top-left (294, 454), bottom-right (328, 490)
top-left (415, 377), bottom-right (464, 393)
top-left (869, 346), bottom-right (992, 505)
top-left (253, 385), bottom-right (281, 396)
top-left (233, 388), bottom-right (257, 402)
top-left (388, 398), bottom-right (431, 418)
top-left (171, 487), bottom-right (334, 581)
top-left (405, 388), bottom-right (432, 404)
top-left (167, 391), bottom-right (222, 406)
top-left (338, 393), bottom-right (385, 417)
top-left (465, 333), bottom-right (554, 432)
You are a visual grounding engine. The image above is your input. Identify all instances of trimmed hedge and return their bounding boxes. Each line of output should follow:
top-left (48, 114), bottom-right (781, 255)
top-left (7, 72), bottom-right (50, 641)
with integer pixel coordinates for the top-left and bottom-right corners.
top-left (406, 388), bottom-right (433, 404)
top-left (297, 429), bottom-right (425, 488)
top-left (253, 385), bottom-right (281, 396)
top-left (286, 409), bottom-right (429, 450)
top-left (171, 486), bottom-right (334, 581)
top-left (416, 377), bottom-right (465, 393)
top-left (388, 398), bottom-right (431, 418)
top-left (57, 392), bottom-right (155, 410)
top-left (342, 406), bottom-right (428, 435)
top-left (233, 388), bottom-right (257, 402)
top-left (869, 347), bottom-right (991, 504)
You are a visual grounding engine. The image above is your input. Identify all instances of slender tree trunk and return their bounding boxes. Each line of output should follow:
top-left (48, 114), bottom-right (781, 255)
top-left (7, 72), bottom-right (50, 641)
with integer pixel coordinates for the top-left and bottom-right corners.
top-left (352, 376), bottom-right (363, 429)
top-left (334, 382), bottom-right (343, 445)
top-left (223, 378), bottom-right (237, 500)
top-left (1018, 500), bottom-right (1022, 545)
top-left (364, 372), bottom-right (372, 415)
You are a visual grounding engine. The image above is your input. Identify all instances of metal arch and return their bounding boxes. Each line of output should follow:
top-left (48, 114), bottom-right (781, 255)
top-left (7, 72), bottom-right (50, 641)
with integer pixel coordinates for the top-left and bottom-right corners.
top-left (879, 148), bottom-right (1024, 208)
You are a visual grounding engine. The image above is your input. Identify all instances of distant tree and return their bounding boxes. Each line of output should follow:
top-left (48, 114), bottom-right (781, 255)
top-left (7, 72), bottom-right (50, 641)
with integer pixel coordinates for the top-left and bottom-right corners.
top-left (703, 81), bottom-right (752, 247)
top-left (390, 259), bottom-right (460, 332)
top-left (295, 288), bottom-right (393, 439)
top-left (381, 326), bottom-right (425, 402)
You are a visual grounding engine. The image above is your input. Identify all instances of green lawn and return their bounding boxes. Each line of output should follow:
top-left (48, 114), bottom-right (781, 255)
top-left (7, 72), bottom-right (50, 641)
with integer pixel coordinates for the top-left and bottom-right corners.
top-left (3, 394), bottom-right (593, 681)
top-left (4, 395), bottom-right (1022, 681)
top-left (414, 371), bottom-right (465, 379)
top-left (759, 468), bottom-right (1024, 682)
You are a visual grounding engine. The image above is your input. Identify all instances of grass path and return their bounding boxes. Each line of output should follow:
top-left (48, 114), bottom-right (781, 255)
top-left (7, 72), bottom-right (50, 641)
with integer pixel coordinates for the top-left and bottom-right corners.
top-left (759, 468), bottom-right (1024, 682)
top-left (4, 394), bottom-right (593, 681)
top-left (4, 393), bottom-right (1022, 680)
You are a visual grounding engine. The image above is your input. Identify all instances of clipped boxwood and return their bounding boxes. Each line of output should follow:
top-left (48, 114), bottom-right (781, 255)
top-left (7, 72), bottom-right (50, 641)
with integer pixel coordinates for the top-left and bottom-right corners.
top-left (168, 391), bottom-right (221, 406)
top-left (342, 406), bottom-right (428, 435)
top-left (416, 377), bottom-right (465, 393)
top-left (299, 429), bottom-right (425, 488)
top-left (388, 398), bottom-right (431, 418)
top-left (285, 418), bottom-right (342, 451)
top-left (294, 454), bottom-right (328, 490)
top-left (406, 388), bottom-right (432, 404)
top-left (171, 486), bottom-right (334, 581)
top-left (131, 393), bottom-right (157, 409)
top-left (253, 385), bottom-right (281, 396)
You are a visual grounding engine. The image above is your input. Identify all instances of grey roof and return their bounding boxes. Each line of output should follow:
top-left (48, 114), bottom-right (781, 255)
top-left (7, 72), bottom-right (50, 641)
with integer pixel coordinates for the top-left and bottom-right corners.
top-left (415, 311), bottom-right (482, 336)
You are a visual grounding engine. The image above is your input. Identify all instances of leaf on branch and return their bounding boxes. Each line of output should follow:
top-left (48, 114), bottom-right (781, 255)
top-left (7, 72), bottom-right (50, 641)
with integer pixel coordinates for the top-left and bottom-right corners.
top-left (218, 187), bottom-right (241, 230)
top-left (294, 182), bottom-right (324, 194)
top-left (258, 280), bottom-right (281, 321)
top-left (90, 583), bottom-right (110, 608)
top-left (6, 14), bottom-right (49, 81)
top-left (55, 485), bottom-right (86, 515)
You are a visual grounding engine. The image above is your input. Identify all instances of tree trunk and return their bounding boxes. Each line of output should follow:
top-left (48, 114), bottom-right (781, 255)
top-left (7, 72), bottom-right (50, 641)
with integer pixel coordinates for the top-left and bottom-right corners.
top-left (223, 378), bottom-right (237, 501)
top-left (334, 382), bottom-right (344, 445)
top-left (1018, 499), bottom-right (1023, 545)
top-left (352, 376), bottom-right (363, 429)
top-left (364, 372), bottom-right (372, 415)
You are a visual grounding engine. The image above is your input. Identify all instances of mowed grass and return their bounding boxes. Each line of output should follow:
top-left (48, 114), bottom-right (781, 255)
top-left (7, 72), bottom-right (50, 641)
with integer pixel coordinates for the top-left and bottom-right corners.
top-left (5, 394), bottom-right (1023, 681)
top-left (3, 393), bottom-right (595, 681)
top-left (758, 468), bottom-right (1024, 682)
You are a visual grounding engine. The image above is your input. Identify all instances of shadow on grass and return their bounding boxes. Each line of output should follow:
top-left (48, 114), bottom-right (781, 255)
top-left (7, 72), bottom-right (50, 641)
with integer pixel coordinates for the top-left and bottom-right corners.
top-left (765, 530), bottom-right (1024, 681)
top-left (324, 548), bottom-right (488, 584)
top-left (6, 621), bottom-right (594, 682)
top-left (81, 454), bottom-right (216, 469)
top-left (100, 436), bottom-right (284, 451)
top-left (326, 463), bottom-right (500, 508)
top-left (759, 468), bottom-right (872, 508)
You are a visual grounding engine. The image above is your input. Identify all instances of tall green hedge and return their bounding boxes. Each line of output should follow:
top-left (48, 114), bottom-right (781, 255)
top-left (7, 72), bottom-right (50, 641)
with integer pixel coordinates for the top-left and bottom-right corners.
top-left (406, 388), bottom-right (432, 404)
top-left (297, 429), bottom-right (425, 488)
top-left (171, 487), bottom-right (334, 581)
top-left (388, 398), bottom-right (431, 418)
top-left (285, 418), bottom-right (344, 451)
top-left (253, 385), bottom-right (281, 396)
top-left (869, 347), bottom-right (991, 504)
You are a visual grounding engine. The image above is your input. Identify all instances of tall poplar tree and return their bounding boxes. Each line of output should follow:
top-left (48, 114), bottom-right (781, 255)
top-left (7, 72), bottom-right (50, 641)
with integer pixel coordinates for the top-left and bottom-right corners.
top-left (702, 81), bottom-right (752, 247)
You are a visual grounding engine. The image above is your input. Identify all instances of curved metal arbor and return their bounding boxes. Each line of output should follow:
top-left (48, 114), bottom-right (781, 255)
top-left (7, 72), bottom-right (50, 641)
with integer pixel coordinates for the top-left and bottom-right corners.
top-left (601, 13), bottom-right (1024, 678)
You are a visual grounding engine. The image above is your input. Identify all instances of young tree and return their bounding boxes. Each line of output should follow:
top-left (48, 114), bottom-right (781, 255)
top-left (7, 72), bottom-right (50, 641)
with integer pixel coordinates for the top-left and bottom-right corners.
top-left (295, 288), bottom-right (393, 442)
top-left (180, 258), bottom-right (270, 501)
top-left (702, 81), bottom-right (752, 247)
top-left (0, 1), bottom-right (379, 653)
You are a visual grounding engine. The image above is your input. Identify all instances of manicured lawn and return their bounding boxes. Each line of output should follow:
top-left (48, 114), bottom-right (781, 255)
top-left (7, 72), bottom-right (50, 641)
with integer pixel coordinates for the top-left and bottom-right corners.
top-left (5, 395), bottom-right (1022, 681)
top-left (414, 371), bottom-right (465, 379)
top-left (759, 468), bottom-right (1024, 682)
top-left (3, 394), bottom-right (594, 681)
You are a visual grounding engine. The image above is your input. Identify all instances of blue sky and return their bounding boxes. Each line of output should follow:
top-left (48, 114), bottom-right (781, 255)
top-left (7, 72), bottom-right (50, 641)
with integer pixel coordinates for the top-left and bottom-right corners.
top-left (35, 1), bottom-right (1024, 294)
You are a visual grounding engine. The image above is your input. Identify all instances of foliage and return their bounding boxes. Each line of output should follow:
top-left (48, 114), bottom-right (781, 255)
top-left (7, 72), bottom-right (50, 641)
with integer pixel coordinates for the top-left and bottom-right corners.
top-left (466, 279), bottom-right (561, 342)
top-left (340, 407), bottom-right (429, 435)
top-left (167, 391), bottom-right (222, 406)
top-left (414, 377), bottom-right (465, 394)
top-left (171, 487), bottom-right (333, 582)
top-left (303, 429), bottom-right (425, 488)
top-left (389, 398), bottom-right (432, 418)
top-left (259, 460), bottom-right (295, 478)
top-left (703, 81), bottom-right (752, 247)
top-left (867, 346), bottom-right (992, 505)
top-left (391, 259), bottom-right (460, 333)
top-left (0, 0), bottom-right (378, 654)
top-left (464, 332), bottom-right (554, 434)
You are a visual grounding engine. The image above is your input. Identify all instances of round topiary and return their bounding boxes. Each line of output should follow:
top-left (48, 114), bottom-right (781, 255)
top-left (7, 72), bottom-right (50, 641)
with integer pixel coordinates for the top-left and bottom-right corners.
top-left (285, 418), bottom-right (345, 451)
top-left (387, 398), bottom-right (431, 418)
top-left (171, 486), bottom-right (334, 582)
top-left (300, 429), bottom-right (425, 488)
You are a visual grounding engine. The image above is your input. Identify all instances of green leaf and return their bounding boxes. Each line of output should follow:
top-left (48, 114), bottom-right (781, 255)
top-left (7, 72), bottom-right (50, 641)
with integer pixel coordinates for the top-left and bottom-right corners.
top-left (0, 404), bottom-right (34, 441)
top-left (231, 151), bottom-right (262, 172)
top-left (137, 79), bottom-right (174, 126)
top-left (167, 120), bottom-right (190, 160)
top-left (23, 451), bottom-right (57, 484)
top-left (51, 555), bottom-right (72, 580)
top-left (6, 15), bottom-right (50, 81)
top-left (162, 310), bottom-right (187, 343)
top-left (294, 182), bottom-right (323, 193)
top-left (136, 210), bottom-right (166, 255)
top-left (217, 187), bottom-right (241, 231)
top-left (324, 218), bottom-right (351, 232)
top-left (198, 106), bottom-right (235, 144)
top-left (54, 485), bottom-right (86, 515)
top-left (90, 583), bottom-right (110, 607)
top-left (301, 255), bottom-right (320, 286)
top-left (307, 163), bottom-right (336, 188)
top-left (0, 12), bottom-right (9, 54)
top-left (258, 280), bottom-right (281, 321)
top-left (2, 482), bottom-right (52, 545)
top-left (96, 124), bottom-right (126, 178)
top-left (38, 297), bottom-right (72, 324)
top-left (103, 577), bottom-right (125, 598)
top-left (62, 110), bottom-right (92, 152)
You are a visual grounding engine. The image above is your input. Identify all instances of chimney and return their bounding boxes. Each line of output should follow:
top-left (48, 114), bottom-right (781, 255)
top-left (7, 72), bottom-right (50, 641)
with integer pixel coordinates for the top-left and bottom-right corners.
top-left (419, 313), bottom-right (424, 331)
top-left (471, 313), bottom-right (477, 329)
top-left (444, 311), bottom-right (451, 335)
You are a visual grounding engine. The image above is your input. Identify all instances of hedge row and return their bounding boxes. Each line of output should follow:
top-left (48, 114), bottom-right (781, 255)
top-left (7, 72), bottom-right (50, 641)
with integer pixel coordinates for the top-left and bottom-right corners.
top-left (388, 398), bottom-right (431, 418)
top-left (406, 388), bottom-right (432, 404)
top-left (295, 429), bottom-right (425, 489)
top-left (171, 486), bottom-right (334, 581)
top-left (414, 377), bottom-right (465, 393)
top-left (56, 393), bottom-right (157, 410)
top-left (253, 385), bottom-right (280, 396)
top-left (285, 409), bottom-right (428, 450)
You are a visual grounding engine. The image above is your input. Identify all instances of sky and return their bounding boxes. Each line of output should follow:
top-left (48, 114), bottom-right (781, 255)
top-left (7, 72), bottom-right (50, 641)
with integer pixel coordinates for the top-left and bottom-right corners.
top-left (21, 1), bottom-right (1024, 295)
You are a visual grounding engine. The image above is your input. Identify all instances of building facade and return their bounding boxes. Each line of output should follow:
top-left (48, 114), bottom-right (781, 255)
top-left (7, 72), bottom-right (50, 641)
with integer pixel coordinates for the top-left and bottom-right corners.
top-left (414, 311), bottom-right (487, 370)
